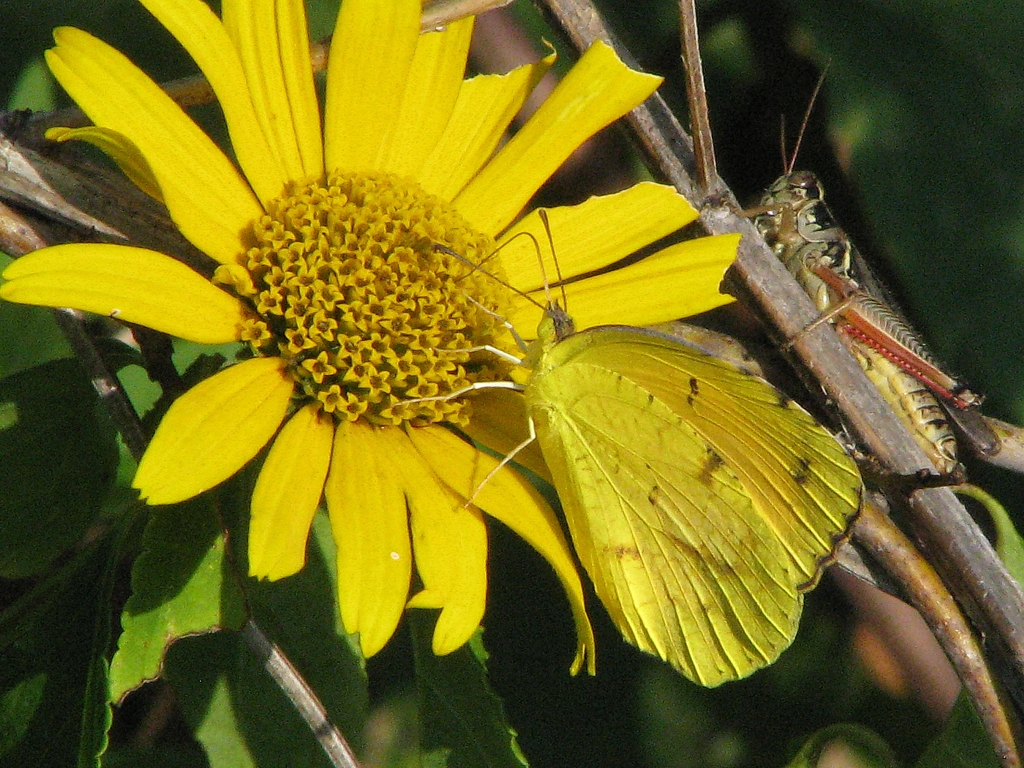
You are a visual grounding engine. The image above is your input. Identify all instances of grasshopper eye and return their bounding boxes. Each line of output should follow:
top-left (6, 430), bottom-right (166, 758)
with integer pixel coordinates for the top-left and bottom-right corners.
top-left (789, 170), bottom-right (823, 198)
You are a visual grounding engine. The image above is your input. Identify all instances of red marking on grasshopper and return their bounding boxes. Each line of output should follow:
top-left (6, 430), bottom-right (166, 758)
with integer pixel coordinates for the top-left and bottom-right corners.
top-left (810, 263), bottom-right (983, 410)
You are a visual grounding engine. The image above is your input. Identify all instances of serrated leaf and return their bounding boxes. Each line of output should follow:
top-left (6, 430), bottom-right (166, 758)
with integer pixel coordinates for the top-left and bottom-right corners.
top-left (0, 358), bottom-right (119, 578)
top-left (412, 613), bottom-right (528, 768)
top-left (109, 498), bottom-right (246, 703)
top-left (0, 523), bottom-right (127, 767)
top-left (785, 723), bottom-right (897, 768)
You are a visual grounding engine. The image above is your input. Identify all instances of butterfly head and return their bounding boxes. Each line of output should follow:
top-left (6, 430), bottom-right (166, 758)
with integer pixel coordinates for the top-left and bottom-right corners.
top-left (546, 303), bottom-right (575, 341)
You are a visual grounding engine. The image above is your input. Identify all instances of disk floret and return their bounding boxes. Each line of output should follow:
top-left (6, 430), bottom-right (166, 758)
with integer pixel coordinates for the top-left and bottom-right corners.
top-left (217, 170), bottom-right (512, 427)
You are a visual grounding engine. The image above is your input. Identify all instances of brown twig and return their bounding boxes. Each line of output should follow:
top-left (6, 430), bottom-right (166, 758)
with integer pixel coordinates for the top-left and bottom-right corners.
top-left (677, 0), bottom-right (716, 192)
top-left (854, 497), bottom-right (1021, 767)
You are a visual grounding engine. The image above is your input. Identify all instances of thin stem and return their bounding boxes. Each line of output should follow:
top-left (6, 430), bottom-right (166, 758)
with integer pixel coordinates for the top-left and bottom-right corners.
top-left (0, 199), bottom-right (149, 461)
top-left (240, 621), bottom-right (362, 768)
top-left (678, 0), bottom-right (716, 191)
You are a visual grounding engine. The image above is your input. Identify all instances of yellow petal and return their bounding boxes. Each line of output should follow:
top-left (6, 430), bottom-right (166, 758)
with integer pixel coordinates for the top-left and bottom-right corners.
top-left (45, 27), bottom-right (261, 264)
top-left (324, 420), bottom-right (412, 658)
top-left (509, 234), bottom-right (741, 336)
top-left (222, 0), bottom-right (323, 182)
top-left (396, 426), bottom-right (487, 655)
top-left (138, 0), bottom-right (288, 202)
top-left (249, 404), bottom-right (334, 581)
top-left (498, 184), bottom-right (699, 291)
top-left (46, 126), bottom-right (163, 202)
top-left (407, 426), bottom-right (596, 673)
top-left (133, 357), bottom-right (294, 505)
top-left (377, 16), bottom-right (473, 178)
top-left (419, 53), bottom-right (555, 200)
top-left (323, 0), bottom-right (421, 173)
top-left (0, 244), bottom-right (248, 344)
top-left (455, 41), bottom-right (661, 236)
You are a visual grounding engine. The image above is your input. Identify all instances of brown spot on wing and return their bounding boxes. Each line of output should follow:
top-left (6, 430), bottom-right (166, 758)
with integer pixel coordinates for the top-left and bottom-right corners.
top-left (792, 456), bottom-right (812, 485)
top-left (606, 544), bottom-right (642, 560)
top-left (697, 447), bottom-right (725, 487)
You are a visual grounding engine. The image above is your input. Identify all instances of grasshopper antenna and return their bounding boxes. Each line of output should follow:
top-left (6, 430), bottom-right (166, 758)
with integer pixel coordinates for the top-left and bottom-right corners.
top-left (784, 65), bottom-right (830, 174)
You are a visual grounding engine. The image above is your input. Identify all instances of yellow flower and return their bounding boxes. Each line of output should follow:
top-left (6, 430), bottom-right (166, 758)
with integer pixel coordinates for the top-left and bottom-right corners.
top-left (0, 0), bottom-right (740, 670)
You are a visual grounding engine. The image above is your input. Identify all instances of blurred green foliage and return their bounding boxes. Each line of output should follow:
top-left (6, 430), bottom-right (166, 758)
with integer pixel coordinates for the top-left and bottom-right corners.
top-left (1, 0), bottom-right (1022, 766)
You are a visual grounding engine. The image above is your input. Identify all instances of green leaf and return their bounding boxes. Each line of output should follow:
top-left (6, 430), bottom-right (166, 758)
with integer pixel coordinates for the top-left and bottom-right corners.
top-left (0, 358), bottom-right (119, 578)
top-left (192, 672), bottom-right (258, 768)
top-left (916, 694), bottom-right (1001, 768)
top-left (108, 498), bottom-right (246, 703)
top-left (0, 278), bottom-right (71, 380)
top-left (0, 521), bottom-right (129, 767)
top-left (412, 613), bottom-right (529, 768)
top-left (785, 723), bottom-right (898, 768)
top-left (163, 502), bottom-right (368, 768)
top-left (7, 56), bottom-right (57, 111)
top-left (246, 512), bottom-right (369, 753)
top-left (981, 489), bottom-right (1024, 586)
top-left (168, 632), bottom-right (326, 768)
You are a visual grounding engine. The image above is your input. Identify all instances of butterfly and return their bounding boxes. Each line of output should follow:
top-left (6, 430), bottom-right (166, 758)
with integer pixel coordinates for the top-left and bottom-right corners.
top-left (517, 304), bottom-right (862, 686)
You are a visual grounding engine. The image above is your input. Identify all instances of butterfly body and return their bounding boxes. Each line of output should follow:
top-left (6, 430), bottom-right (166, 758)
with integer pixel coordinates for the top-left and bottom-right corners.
top-left (523, 309), bottom-right (861, 686)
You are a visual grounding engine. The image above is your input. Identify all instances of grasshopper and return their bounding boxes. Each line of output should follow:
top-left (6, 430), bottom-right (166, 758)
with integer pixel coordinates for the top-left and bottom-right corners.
top-left (751, 170), bottom-right (998, 473)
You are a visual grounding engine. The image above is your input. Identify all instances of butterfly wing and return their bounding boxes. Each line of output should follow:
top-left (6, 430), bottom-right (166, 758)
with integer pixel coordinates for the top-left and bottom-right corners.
top-left (525, 326), bottom-right (860, 686)
top-left (584, 327), bottom-right (861, 586)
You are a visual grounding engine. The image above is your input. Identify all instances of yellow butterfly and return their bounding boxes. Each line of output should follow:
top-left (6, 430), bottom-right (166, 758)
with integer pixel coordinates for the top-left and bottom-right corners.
top-left (516, 304), bottom-right (861, 687)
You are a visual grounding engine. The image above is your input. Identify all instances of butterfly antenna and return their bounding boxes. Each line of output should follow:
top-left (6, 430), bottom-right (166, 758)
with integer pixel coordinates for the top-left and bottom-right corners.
top-left (440, 232), bottom-right (531, 286)
top-left (537, 210), bottom-right (568, 311)
top-left (785, 64), bottom-right (830, 174)
top-left (433, 242), bottom-right (546, 313)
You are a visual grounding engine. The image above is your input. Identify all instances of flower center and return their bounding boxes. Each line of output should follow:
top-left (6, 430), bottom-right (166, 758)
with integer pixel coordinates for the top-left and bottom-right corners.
top-left (215, 170), bottom-right (514, 427)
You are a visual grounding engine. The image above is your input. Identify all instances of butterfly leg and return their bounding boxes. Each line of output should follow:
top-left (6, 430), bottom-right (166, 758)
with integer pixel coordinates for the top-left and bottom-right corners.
top-left (436, 343), bottom-right (523, 366)
top-left (400, 379), bottom-right (524, 408)
top-left (462, 416), bottom-right (540, 508)
top-left (461, 293), bottom-right (531, 355)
